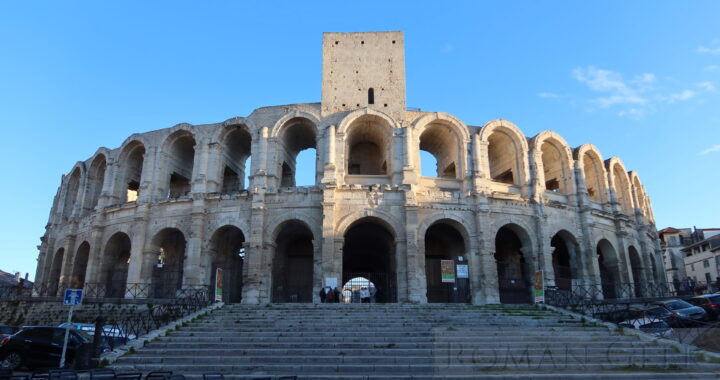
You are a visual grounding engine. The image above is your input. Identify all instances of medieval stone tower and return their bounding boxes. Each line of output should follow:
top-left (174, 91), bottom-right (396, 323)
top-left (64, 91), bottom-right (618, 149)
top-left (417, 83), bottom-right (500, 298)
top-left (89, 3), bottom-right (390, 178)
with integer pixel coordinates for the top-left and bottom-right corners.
top-left (35, 31), bottom-right (663, 305)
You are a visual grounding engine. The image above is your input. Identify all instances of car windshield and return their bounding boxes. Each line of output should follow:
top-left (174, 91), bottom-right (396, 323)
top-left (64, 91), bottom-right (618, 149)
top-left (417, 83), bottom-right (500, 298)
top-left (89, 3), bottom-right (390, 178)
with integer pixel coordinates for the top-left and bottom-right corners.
top-left (665, 300), bottom-right (693, 310)
top-left (73, 329), bottom-right (93, 341)
top-left (708, 295), bottom-right (720, 304)
top-left (0, 326), bottom-right (15, 334)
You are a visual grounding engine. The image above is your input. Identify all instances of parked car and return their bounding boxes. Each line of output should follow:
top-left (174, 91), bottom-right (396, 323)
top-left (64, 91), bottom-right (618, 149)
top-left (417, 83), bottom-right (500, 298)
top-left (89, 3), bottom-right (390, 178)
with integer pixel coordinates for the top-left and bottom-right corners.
top-left (653, 299), bottom-right (707, 325)
top-left (57, 323), bottom-right (133, 352)
top-left (687, 294), bottom-right (720, 321)
top-left (618, 317), bottom-right (674, 338)
top-left (0, 326), bottom-right (92, 370)
top-left (0, 326), bottom-right (18, 340)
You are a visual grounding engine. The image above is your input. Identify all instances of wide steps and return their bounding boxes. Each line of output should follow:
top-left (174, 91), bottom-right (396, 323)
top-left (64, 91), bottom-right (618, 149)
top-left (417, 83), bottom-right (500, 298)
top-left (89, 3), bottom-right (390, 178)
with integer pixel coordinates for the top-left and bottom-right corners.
top-left (111, 304), bottom-right (720, 378)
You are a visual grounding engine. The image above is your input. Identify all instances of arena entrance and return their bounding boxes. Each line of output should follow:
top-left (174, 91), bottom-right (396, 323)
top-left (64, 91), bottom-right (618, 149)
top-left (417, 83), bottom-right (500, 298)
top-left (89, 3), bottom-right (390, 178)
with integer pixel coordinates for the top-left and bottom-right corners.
top-left (495, 225), bottom-right (532, 304)
top-left (150, 228), bottom-right (186, 299)
top-left (597, 239), bottom-right (621, 299)
top-left (342, 218), bottom-right (397, 303)
top-left (424, 221), bottom-right (470, 303)
top-left (271, 220), bottom-right (314, 303)
top-left (209, 226), bottom-right (245, 303)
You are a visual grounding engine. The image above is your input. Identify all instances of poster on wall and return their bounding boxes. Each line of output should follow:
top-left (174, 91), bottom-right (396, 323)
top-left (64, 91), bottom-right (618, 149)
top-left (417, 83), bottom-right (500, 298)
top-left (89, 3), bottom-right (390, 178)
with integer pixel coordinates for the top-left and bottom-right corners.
top-left (534, 270), bottom-right (544, 303)
top-left (456, 264), bottom-right (469, 279)
top-left (215, 268), bottom-right (223, 302)
top-left (441, 260), bottom-right (455, 283)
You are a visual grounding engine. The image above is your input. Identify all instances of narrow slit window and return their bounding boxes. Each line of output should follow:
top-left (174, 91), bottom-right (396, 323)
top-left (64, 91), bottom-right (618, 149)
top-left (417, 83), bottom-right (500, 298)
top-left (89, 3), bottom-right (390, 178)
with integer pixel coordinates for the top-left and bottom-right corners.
top-left (368, 88), bottom-right (375, 105)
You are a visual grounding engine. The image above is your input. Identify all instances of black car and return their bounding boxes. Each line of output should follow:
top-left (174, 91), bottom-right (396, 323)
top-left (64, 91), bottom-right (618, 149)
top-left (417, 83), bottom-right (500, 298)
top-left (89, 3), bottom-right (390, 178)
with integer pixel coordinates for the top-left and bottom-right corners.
top-left (0, 326), bottom-right (18, 340)
top-left (688, 294), bottom-right (720, 320)
top-left (0, 326), bottom-right (92, 370)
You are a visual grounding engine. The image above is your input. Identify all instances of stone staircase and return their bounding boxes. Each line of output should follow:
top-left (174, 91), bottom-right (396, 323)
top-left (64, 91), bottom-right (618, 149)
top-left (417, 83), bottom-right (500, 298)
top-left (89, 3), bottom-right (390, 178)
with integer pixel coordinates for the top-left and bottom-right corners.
top-left (111, 303), bottom-right (720, 379)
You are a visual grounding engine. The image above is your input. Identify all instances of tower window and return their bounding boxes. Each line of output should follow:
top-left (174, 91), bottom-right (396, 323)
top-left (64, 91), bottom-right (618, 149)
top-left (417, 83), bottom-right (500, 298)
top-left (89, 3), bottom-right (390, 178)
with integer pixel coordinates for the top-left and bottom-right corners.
top-left (368, 88), bottom-right (375, 105)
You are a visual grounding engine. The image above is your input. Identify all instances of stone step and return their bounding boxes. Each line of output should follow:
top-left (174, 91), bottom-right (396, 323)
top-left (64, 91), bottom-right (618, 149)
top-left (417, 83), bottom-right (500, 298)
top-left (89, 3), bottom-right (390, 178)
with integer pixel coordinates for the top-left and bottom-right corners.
top-left (167, 330), bottom-right (615, 337)
top-left (143, 341), bottom-right (650, 349)
top-left (109, 362), bottom-right (720, 374)
top-left (137, 373), bottom-right (720, 380)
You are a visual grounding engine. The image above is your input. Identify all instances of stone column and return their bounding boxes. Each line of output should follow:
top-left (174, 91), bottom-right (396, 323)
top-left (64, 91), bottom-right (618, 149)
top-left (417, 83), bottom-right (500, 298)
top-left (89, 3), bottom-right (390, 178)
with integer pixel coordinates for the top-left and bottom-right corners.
top-left (126, 211), bottom-right (150, 297)
top-left (404, 203), bottom-right (423, 303)
top-left (205, 142), bottom-right (223, 193)
top-left (312, 240), bottom-right (322, 303)
top-left (395, 239), bottom-right (408, 302)
top-left (241, 188), bottom-right (267, 304)
top-left (183, 203), bottom-right (207, 288)
top-left (322, 125), bottom-right (337, 184)
top-left (58, 233), bottom-right (78, 292)
top-left (97, 160), bottom-right (117, 209)
top-left (138, 146), bottom-right (158, 203)
top-left (475, 197), bottom-right (499, 303)
top-left (84, 223), bottom-right (105, 288)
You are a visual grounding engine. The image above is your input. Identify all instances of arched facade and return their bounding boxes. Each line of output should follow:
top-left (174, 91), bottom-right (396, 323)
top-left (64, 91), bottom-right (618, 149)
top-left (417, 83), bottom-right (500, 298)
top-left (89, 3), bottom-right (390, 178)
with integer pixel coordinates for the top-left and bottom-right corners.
top-left (36, 101), bottom-right (660, 305)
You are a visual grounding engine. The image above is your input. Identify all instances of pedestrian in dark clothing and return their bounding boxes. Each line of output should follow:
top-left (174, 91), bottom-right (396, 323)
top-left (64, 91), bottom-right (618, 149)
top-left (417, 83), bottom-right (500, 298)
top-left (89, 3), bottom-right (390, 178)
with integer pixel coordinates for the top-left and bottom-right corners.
top-left (319, 287), bottom-right (326, 303)
top-left (673, 277), bottom-right (681, 296)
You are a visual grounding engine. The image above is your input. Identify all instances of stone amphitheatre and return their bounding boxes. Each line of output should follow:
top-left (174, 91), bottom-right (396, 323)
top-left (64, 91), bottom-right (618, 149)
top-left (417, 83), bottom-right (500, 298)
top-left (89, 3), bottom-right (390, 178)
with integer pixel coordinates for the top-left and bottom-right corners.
top-left (34, 31), bottom-right (663, 306)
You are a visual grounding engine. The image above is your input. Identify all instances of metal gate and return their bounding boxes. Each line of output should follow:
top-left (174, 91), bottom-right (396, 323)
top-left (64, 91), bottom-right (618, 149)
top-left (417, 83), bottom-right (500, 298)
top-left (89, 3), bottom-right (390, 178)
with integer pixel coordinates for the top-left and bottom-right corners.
top-left (425, 258), bottom-right (471, 303)
top-left (498, 278), bottom-right (531, 304)
top-left (342, 272), bottom-right (397, 303)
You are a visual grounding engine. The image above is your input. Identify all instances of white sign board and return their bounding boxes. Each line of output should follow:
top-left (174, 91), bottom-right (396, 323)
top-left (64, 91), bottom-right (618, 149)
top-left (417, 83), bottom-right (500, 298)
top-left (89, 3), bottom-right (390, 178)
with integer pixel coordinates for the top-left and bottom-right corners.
top-left (324, 277), bottom-right (338, 288)
top-left (456, 264), bottom-right (469, 279)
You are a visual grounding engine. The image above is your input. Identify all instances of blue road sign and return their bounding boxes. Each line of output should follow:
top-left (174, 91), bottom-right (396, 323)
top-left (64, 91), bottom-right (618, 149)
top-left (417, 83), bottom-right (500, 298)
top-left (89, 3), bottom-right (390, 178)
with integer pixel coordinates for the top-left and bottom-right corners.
top-left (63, 289), bottom-right (83, 305)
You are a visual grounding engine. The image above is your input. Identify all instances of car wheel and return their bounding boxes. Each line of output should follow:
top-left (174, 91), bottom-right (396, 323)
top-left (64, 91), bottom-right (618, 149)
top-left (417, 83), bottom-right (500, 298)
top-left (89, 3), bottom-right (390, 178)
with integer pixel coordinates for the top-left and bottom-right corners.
top-left (0, 351), bottom-right (23, 370)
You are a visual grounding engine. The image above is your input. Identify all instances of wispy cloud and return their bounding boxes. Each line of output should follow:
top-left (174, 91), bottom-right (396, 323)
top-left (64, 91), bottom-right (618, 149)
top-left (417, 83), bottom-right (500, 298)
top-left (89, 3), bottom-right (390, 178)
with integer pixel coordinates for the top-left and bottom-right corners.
top-left (699, 144), bottom-right (720, 155)
top-left (662, 89), bottom-right (695, 103)
top-left (696, 81), bottom-right (716, 92)
top-left (705, 65), bottom-right (720, 72)
top-left (697, 46), bottom-right (720, 55)
top-left (570, 66), bottom-right (655, 117)
top-left (538, 92), bottom-right (560, 99)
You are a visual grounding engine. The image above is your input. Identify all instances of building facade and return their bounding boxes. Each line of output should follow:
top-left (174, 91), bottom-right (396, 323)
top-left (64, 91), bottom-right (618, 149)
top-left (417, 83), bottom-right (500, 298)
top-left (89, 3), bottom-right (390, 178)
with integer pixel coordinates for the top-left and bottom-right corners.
top-left (34, 32), bottom-right (664, 304)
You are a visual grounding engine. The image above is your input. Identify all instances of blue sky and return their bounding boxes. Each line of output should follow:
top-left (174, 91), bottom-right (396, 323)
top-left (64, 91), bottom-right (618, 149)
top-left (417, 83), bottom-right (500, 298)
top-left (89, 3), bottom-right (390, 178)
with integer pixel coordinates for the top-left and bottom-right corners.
top-left (1, 1), bottom-right (718, 280)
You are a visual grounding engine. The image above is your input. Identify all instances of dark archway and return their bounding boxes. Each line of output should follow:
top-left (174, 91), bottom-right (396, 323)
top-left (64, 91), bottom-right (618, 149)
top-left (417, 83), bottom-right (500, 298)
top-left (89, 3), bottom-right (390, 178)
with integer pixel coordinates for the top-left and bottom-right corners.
top-left (551, 232), bottom-right (576, 291)
top-left (150, 228), bottom-right (186, 298)
top-left (165, 132), bottom-right (196, 199)
top-left (103, 233), bottom-right (131, 298)
top-left (209, 226), bottom-right (245, 303)
top-left (597, 239), bottom-right (620, 299)
top-left (278, 118), bottom-right (317, 187)
top-left (495, 226), bottom-right (531, 303)
top-left (63, 168), bottom-right (81, 219)
top-left (628, 246), bottom-right (644, 297)
top-left (117, 141), bottom-right (145, 203)
top-left (85, 155), bottom-right (106, 215)
top-left (342, 218), bottom-right (397, 303)
top-left (47, 248), bottom-right (65, 296)
top-left (271, 220), bottom-right (314, 302)
top-left (220, 126), bottom-right (252, 193)
top-left (70, 242), bottom-right (90, 289)
top-left (424, 221), bottom-right (469, 303)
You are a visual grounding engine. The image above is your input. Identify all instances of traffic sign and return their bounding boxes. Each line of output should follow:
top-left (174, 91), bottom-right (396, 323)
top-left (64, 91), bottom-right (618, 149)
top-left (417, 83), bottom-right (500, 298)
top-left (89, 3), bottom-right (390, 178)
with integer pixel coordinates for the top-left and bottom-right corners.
top-left (63, 289), bottom-right (83, 305)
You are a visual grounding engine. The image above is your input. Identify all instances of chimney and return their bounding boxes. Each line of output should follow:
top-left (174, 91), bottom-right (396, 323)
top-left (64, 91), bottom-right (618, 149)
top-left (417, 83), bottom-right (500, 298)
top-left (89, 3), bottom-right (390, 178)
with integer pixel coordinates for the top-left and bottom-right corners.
top-left (25, 273), bottom-right (29, 281)
top-left (15, 272), bottom-right (20, 282)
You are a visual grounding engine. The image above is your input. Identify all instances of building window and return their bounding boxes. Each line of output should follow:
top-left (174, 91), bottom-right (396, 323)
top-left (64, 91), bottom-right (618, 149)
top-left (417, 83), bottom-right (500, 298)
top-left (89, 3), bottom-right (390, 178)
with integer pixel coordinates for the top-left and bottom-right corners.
top-left (690, 263), bottom-right (695, 271)
top-left (704, 259), bottom-right (710, 268)
top-left (706, 272), bottom-right (712, 283)
top-left (368, 88), bottom-right (375, 105)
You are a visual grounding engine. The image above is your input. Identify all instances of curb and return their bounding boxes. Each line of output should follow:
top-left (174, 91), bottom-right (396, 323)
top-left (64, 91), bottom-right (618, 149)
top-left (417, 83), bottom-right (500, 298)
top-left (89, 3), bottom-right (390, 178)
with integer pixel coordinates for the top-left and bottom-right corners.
top-left (100, 302), bottom-right (224, 365)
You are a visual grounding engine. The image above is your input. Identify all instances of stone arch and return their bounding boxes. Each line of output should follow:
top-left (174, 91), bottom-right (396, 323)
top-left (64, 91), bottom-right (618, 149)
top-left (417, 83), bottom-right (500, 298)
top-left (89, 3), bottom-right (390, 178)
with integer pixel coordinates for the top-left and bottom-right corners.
top-left (335, 209), bottom-right (401, 239)
top-left (478, 119), bottom-right (530, 186)
top-left (574, 144), bottom-right (609, 203)
top-left (70, 241), bottom-right (90, 289)
top-left (530, 131), bottom-right (575, 195)
top-left (596, 238), bottom-right (621, 299)
top-left (627, 245), bottom-right (644, 296)
top-left (549, 229), bottom-right (580, 291)
top-left (494, 222), bottom-right (534, 303)
top-left (205, 215), bottom-right (251, 243)
top-left (271, 219), bottom-right (315, 303)
top-left (84, 153), bottom-right (107, 215)
top-left (342, 216), bottom-right (398, 303)
top-left (101, 232), bottom-right (131, 298)
top-left (217, 123), bottom-right (252, 193)
top-left (62, 165), bottom-right (84, 219)
top-left (160, 129), bottom-right (197, 199)
top-left (338, 109), bottom-right (396, 176)
top-left (606, 157), bottom-right (634, 216)
top-left (273, 115), bottom-right (320, 187)
top-left (629, 171), bottom-right (649, 218)
top-left (412, 113), bottom-right (470, 179)
top-left (417, 212), bottom-right (475, 247)
top-left (47, 247), bottom-right (65, 296)
top-left (266, 211), bottom-right (322, 245)
top-left (115, 140), bottom-right (146, 204)
top-left (147, 227), bottom-right (187, 298)
top-left (207, 225), bottom-right (246, 303)
top-left (422, 217), bottom-right (472, 303)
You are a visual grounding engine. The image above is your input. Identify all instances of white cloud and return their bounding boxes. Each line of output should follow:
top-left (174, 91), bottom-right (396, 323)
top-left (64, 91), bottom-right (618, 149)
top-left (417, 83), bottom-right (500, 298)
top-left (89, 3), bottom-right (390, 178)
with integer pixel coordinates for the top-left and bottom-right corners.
top-left (538, 92), bottom-right (560, 98)
top-left (705, 65), bottom-right (720, 72)
top-left (571, 66), bottom-right (654, 115)
top-left (699, 144), bottom-right (720, 155)
top-left (663, 89), bottom-right (695, 103)
top-left (697, 46), bottom-right (720, 55)
top-left (696, 81), bottom-right (716, 92)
